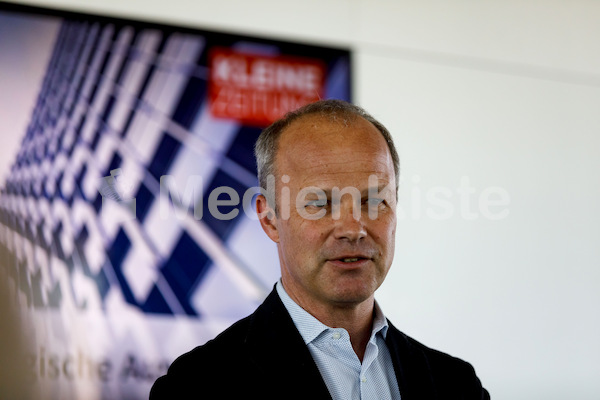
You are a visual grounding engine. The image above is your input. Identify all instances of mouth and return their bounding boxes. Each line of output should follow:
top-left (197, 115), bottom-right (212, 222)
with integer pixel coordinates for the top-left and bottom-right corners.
top-left (328, 256), bottom-right (372, 269)
top-left (338, 257), bottom-right (365, 263)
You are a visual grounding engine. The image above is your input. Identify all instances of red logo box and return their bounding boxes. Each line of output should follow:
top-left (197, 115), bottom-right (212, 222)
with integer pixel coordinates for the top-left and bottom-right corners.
top-left (209, 48), bottom-right (326, 126)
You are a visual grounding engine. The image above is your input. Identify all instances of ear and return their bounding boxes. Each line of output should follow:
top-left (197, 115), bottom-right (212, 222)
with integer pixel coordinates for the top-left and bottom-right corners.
top-left (256, 194), bottom-right (279, 243)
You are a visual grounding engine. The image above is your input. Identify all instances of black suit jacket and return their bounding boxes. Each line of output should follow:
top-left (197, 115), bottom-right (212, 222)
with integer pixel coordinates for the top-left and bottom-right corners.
top-left (150, 288), bottom-right (490, 399)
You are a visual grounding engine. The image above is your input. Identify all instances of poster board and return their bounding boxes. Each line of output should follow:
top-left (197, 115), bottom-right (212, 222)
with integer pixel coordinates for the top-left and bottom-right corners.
top-left (0, 3), bottom-right (351, 398)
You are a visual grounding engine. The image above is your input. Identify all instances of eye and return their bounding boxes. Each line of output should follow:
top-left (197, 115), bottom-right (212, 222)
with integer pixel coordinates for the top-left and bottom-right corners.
top-left (365, 198), bottom-right (385, 207)
top-left (305, 199), bottom-right (328, 208)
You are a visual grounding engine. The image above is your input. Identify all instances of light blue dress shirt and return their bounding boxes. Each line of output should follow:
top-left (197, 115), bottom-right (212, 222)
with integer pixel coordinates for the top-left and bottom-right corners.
top-left (276, 281), bottom-right (402, 400)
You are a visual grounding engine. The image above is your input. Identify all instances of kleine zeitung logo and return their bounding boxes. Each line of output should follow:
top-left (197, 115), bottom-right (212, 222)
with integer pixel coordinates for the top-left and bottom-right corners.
top-left (208, 48), bottom-right (326, 126)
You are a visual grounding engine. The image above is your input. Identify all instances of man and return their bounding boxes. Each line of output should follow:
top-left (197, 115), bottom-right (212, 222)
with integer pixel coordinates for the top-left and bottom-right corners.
top-left (150, 100), bottom-right (490, 399)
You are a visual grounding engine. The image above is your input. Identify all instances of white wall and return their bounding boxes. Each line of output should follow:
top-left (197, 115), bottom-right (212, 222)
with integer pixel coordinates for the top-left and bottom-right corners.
top-left (8, 0), bottom-right (600, 398)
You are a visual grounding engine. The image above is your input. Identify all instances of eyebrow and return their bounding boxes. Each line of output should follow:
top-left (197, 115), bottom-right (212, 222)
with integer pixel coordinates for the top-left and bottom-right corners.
top-left (308, 185), bottom-right (392, 198)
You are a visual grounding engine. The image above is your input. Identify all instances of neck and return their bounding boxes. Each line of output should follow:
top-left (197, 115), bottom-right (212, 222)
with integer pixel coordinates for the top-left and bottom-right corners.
top-left (320, 301), bottom-right (374, 362)
top-left (283, 282), bottom-right (375, 362)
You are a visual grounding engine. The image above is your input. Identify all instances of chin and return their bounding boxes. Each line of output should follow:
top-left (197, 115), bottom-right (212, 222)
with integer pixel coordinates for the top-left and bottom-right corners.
top-left (336, 272), bottom-right (380, 292)
top-left (328, 285), bottom-right (374, 305)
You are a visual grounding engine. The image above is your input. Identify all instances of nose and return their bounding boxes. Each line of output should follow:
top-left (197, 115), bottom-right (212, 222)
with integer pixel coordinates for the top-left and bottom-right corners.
top-left (333, 203), bottom-right (367, 242)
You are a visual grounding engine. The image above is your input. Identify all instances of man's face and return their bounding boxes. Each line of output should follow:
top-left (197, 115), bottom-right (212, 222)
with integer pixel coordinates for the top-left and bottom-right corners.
top-left (258, 114), bottom-right (397, 310)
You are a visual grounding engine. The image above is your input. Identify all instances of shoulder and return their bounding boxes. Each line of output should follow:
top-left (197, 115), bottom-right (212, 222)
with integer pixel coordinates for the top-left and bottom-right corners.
top-left (149, 314), bottom-right (255, 399)
top-left (149, 288), bottom-right (291, 399)
top-left (176, 315), bottom-right (253, 366)
top-left (386, 322), bottom-right (490, 399)
top-left (398, 327), bottom-right (473, 369)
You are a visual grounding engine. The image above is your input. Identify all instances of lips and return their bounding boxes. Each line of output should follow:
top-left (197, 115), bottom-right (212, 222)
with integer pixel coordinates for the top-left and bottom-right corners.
top-left (336, 257), bottom-right (368, 263)
top-left (327, 254), bottom-right (373, 269)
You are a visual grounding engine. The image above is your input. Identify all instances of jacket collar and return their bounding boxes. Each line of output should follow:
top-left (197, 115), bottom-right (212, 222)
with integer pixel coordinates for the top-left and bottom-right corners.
top-left (243, 287), bottom-right (436, 400)
top-left (385, 321), bottom-right (437, 400)
top-left (244, 287), bottom-right (332, 399)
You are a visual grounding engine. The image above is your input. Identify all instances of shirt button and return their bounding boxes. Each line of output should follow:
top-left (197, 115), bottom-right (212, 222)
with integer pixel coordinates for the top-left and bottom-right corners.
top-left (361, 377), bottom-right (367, 383)
top-left (332, 332), bottom-right (341, 340)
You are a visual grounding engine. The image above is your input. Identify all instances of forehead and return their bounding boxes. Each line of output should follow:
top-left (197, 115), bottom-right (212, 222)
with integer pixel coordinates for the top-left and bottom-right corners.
top-left (276, 114), bottom-right (394, 185)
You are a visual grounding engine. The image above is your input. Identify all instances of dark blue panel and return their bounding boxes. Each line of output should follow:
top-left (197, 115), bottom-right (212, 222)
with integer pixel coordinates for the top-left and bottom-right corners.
top-left (102, 95), bottom-right (116, 122)
top-left (134, 183), bottom-right (154, 223)
top-left (226, 126), bottom-right (262, 174)
top-left (29, 181), bottom-right (36, 199)
top-left (88, 82), bottom-right (101, 106)
top-left (141, 285), bottom-right (173, 314)
top-left (107, 152), bottom-right (122, 174)
top-left (55, 172), bottom-right (65, 200)
top-left (67, 134), bottom-right (78, 157)
top-left (120, 109), bottom-right (136, 138)
top-left (75, 115), bottom-right (85, 140)
top-left (148, 133), bottom-right (181, 181)
top-left (200, 168), bottom-right (247, 240)
top-left (108, 228), bottom-right (131, 269)
top-left (90, 126), bottom-right (102, 150)
top-left (42, 181), bottom-right (52, 200)
top-left (93, 193), bottom-right (103, 213)
top-left (171, 76), bottom-right (206, 129)
top-left (75, 164), bottom-right (87, 189)
top-left (43, 142), bottom-right (50, 159)
top-left (160, 231), bottom-right (210, 316)
top-left (57, 127), bottom-right (66, 147)
top-left (108, 228), bottom-right (137, 306)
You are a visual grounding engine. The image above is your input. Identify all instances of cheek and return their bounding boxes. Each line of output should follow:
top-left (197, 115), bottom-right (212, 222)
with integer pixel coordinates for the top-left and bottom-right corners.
top-left (373, 210), bottom-right (395, 228)
top-left (296, 217), bottom-right (328, 237)
top-left (371, 219), bottom-right (396, 250)
top-left (280, 219), bottom-right (322, 254)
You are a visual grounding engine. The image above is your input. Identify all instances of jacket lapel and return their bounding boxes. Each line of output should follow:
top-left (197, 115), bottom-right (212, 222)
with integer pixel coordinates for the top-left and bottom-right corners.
top-left (385, 321), bottom-right (437, 400)
top-left (243, 289), bottom-right (443, 400)
top-left (243, 289), bottom-right (332, 399)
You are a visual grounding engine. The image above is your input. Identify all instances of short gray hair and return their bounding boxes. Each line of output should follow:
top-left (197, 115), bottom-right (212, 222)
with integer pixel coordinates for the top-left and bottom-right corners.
top-left (254, 99), bottom-right (400, 193)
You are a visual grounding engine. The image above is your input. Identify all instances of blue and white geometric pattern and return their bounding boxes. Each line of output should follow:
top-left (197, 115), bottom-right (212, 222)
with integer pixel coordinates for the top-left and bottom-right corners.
top-left (0, 18), bottom-right (351, 322)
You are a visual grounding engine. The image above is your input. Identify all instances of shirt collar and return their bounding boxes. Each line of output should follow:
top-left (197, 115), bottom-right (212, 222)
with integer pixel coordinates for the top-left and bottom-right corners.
top-left (276, 279), bottom-right (389, 345)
